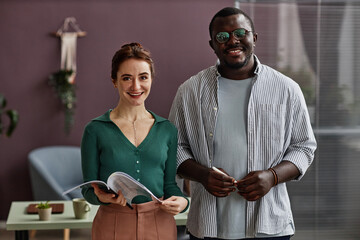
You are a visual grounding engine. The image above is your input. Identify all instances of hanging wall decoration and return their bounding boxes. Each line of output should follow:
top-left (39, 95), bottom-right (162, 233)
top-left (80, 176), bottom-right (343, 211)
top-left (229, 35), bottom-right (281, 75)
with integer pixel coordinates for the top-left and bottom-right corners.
top-left (49, 17), bottom-right (86, 134)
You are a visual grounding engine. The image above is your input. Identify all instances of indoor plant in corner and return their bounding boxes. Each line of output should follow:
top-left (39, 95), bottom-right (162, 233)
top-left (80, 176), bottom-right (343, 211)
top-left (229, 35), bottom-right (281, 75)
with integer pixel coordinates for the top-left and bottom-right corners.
top-left (36, 201), bottom-right (52, 221)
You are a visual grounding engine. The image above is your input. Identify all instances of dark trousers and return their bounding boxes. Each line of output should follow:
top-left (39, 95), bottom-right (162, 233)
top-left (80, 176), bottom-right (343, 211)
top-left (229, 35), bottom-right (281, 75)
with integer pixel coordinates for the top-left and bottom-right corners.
top-left (189, 233), bottom-right (291, 240)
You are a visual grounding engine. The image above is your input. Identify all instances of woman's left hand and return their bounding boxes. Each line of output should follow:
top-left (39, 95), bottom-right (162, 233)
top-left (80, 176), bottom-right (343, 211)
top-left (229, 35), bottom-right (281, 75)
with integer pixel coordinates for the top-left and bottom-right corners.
top-left (159, 196), bottom-right (188, 215)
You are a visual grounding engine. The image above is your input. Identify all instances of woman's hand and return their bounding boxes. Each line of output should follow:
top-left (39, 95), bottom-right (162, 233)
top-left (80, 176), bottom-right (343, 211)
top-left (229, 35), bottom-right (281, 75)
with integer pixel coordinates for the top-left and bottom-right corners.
top-left (91, 183), bottom-right (127, 206)
top-left (159, 196), bottom-right (188, 215)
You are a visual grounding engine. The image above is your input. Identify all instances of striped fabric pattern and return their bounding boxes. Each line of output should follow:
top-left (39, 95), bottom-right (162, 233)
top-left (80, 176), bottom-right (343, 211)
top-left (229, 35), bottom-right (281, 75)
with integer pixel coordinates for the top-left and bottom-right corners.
top-left (169, 56), bottom-right (317, 238)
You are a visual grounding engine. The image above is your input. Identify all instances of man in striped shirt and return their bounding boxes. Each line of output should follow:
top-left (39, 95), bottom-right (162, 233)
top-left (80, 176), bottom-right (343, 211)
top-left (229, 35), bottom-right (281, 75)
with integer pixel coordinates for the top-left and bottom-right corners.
top-left (169, 7), bottom-right (316, 240)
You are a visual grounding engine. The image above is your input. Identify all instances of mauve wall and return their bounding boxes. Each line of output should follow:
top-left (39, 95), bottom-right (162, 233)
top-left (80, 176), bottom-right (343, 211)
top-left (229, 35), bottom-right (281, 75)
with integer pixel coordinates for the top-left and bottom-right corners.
top-left (0, 0), bottom-right (234, 219)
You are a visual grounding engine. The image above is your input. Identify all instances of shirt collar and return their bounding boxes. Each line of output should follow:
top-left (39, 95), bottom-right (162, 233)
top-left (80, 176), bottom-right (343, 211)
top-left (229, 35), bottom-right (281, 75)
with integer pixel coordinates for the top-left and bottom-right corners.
top-left (92, 109), bottom-right (167, 123)
top-left (214, 54), bottom-right (262, 77)
top-left (253, 55), bottom-right (261, 75)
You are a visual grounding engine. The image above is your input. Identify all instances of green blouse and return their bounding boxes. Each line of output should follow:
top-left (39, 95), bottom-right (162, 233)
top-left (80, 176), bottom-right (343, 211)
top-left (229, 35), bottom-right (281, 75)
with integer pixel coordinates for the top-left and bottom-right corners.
top-left (81, 110), bottom-right (186, 206)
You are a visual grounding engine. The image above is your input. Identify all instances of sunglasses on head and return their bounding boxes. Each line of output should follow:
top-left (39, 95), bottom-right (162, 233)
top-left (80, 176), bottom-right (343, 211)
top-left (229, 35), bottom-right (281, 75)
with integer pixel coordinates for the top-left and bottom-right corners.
top-left (215, 28), bottom-right (252, 44)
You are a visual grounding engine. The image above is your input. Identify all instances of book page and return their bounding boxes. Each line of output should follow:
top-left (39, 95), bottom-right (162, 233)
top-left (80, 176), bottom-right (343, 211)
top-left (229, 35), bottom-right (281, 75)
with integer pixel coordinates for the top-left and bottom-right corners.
top-left (62, 180), bottom-right (109, 196)
top-left (107, 172), bottom-right (162, 205)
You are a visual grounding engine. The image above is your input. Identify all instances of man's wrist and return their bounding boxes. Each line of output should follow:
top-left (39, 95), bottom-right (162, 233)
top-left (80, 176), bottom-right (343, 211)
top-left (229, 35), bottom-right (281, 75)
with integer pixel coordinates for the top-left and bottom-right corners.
top-left (268, 168), bottom-right (278, 186)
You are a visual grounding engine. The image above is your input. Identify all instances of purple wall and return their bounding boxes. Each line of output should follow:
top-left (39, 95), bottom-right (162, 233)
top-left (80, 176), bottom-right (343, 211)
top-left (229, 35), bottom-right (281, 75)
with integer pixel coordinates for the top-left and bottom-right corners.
top-left (0, 0), bottom-right (234, 219)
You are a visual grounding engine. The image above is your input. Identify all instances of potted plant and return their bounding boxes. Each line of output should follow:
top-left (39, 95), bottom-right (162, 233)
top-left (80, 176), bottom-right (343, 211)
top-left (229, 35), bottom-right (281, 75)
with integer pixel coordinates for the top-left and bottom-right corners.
top-left (0, 93), bottom-right (19, 137)
top-left (36, 201), bottom-right (52, 221)
top-left (48, 69), bottom-right (76, 134)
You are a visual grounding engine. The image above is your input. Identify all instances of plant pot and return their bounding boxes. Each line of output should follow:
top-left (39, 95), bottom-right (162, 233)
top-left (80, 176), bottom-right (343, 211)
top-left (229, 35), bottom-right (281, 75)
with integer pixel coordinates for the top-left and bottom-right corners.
top-left (38, 207), bottom-right (52, 221)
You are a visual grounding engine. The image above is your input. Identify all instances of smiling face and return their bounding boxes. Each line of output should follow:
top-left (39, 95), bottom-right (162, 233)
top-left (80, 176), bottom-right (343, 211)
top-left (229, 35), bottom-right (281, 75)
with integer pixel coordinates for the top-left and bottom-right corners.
top-left (112, 58), bottom-right (152, 107)
top-left (210, 13), bottom-right (257, 79)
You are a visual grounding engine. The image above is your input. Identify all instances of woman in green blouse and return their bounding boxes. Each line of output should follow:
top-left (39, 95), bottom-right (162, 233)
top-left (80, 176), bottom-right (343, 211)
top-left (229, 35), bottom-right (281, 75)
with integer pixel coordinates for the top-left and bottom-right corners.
top-left (81, 43), bottom-right (188, 240)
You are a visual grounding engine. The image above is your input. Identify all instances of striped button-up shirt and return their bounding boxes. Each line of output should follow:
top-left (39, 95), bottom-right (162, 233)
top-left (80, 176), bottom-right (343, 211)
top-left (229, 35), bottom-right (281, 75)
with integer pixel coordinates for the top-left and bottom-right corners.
top-left (169, 56), bottom-right (317, 238)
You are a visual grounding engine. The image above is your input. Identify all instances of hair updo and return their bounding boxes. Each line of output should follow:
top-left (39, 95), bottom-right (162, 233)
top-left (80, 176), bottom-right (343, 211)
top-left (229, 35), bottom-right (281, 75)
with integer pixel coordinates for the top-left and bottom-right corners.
top-left (111, 42), bottom-right (154, 80)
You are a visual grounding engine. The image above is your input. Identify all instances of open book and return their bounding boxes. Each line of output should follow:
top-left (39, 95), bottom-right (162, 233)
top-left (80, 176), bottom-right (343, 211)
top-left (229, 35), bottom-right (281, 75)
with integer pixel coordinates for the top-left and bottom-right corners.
top-left (63, 172), bottom-right (162, 206)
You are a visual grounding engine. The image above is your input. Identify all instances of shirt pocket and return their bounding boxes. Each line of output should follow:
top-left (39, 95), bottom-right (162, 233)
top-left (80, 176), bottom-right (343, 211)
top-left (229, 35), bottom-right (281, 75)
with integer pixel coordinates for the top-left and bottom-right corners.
top-left (254, 104), bottom-right (286, 150)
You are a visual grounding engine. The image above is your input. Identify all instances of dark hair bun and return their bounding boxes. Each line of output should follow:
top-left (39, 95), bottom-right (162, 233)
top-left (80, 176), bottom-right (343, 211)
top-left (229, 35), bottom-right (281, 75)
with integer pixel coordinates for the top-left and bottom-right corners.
top-left (111, 42), bottom-right (154, 80)
top-left (121, 42), bottom-right (143, 49)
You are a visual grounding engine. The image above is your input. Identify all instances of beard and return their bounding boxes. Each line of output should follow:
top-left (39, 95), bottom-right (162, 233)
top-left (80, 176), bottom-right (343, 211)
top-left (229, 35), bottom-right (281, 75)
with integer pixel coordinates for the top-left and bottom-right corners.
top-left (224, 52), bottom-right (252, 69)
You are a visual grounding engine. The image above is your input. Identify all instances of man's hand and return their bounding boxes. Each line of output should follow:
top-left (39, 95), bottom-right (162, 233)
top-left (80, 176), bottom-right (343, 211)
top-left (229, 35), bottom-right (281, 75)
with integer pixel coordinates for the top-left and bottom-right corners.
top-left (177, 160), bottom-right (236, 197)
top-left (91, 183), bottom-right (127, 206)
top-left (201, 167), bottom-right (236, 197)
top-left (236, 170), bottom-right (274, 201)
top-left (236, 161), bottom-right (301, 201)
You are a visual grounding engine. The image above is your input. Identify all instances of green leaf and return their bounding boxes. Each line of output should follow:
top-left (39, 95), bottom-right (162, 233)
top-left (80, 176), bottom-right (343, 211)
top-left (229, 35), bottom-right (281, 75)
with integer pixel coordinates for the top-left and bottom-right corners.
top-left (36, 201), bottom-right (51, 209)
top-left (0, 93), bottom-right (6, 109)
top-left (6, 109), bottom-right (19, 137)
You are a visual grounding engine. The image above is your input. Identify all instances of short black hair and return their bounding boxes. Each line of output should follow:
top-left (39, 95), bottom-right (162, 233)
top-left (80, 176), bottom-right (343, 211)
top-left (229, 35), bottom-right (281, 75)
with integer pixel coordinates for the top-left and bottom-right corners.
top-left (209, 7), bottom-right (255, 39)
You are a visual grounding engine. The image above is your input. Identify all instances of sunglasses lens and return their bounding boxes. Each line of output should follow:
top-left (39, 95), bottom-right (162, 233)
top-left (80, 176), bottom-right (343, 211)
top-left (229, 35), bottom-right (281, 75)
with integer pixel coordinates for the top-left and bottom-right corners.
top-left (234, 28), bottom-right (246, 39)
top-left (216, 32), bottom-right (230, 43)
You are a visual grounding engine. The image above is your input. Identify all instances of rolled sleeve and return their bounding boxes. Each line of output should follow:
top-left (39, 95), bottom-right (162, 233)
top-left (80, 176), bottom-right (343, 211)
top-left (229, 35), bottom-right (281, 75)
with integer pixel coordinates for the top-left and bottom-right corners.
top-left (283, 86), bottom-right (317, 180)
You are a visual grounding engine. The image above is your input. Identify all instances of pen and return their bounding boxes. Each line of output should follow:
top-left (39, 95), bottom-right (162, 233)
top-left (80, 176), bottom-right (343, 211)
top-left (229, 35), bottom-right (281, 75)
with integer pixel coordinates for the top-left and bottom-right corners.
top-left (212, 166), bottom-right (227, 175)
top-left (211, 166), bottom-right (237, 184)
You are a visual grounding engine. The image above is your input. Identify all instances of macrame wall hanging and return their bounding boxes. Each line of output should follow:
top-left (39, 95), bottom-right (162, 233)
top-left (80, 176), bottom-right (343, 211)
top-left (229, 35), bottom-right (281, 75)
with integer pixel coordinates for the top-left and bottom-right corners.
top-left (49, 17), bottom-right (86, 134)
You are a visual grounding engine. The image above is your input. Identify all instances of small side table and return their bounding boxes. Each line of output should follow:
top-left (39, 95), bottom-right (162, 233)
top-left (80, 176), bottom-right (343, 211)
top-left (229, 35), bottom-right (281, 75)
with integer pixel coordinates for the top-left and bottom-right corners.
top-left (6, 201), bottom-right (98, 240)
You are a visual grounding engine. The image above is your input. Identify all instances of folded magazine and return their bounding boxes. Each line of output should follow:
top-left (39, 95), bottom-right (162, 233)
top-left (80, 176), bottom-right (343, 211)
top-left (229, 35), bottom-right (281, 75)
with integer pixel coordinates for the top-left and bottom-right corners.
top-left (63, 172), bottom-right (162, 206)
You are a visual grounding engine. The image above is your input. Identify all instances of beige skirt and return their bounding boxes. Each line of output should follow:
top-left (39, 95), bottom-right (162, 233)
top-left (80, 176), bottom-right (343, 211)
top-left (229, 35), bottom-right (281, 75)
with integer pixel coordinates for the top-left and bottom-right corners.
top-left (92, 200), bottom-right (177, 240)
